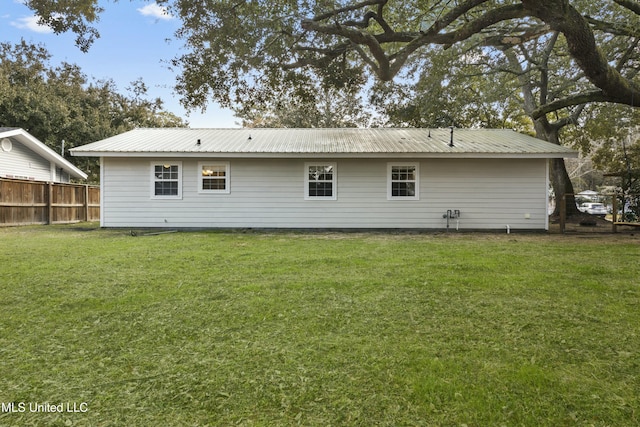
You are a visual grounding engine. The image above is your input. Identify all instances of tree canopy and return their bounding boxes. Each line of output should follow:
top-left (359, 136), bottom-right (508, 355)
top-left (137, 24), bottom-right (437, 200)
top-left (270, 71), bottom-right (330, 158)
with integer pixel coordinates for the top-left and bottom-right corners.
top-left (0, 40), bottom-right (186, 181)
top-left (23, 1), bottom-right (640, 116)
top-left (235, 74), bottom-right (374, 127)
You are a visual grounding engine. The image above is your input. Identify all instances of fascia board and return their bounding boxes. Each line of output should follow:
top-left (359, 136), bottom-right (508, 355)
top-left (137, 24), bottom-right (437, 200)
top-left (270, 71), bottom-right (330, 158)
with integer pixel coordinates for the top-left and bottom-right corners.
top-left (71, 151), bottom-right (579, 159)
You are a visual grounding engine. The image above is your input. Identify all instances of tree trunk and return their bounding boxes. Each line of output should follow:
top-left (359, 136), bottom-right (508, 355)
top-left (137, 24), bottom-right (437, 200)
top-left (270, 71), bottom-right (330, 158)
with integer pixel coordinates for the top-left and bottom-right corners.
top-left (550, 158), bottom-right (579, 216)
top-left (533, 119), bottom-right (579, 216)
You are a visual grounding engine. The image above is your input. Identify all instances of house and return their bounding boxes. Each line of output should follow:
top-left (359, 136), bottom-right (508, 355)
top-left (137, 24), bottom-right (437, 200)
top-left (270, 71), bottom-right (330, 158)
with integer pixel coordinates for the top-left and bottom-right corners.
top-left (0, 128), bottom-right (87, 182)
top-left (70, 128), bottom-right (577, 230)
top-left (576, 190), bottom-right (599, 201)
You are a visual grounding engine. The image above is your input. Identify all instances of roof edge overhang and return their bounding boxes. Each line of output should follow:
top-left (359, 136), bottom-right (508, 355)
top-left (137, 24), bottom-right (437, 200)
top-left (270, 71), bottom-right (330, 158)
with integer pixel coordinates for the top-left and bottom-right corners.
top-left (70, 151), bottom-right (578, 159)
top-left (2, 128), bottom-right (88, 180)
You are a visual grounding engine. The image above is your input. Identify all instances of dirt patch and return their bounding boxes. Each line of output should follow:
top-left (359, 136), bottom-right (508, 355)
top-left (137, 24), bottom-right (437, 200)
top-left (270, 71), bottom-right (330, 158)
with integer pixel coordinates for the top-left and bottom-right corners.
top-left (548, 212), bottom-right (639, 238)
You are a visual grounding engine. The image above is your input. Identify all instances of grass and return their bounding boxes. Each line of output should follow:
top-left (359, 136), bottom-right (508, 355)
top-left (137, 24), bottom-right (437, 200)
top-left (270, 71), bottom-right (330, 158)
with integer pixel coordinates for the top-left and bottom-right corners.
top-left (0, 224), bottom-right (638, 426)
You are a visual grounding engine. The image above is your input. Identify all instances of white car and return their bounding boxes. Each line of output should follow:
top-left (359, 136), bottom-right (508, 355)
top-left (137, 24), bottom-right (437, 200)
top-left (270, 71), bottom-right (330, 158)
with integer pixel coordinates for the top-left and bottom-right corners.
top-left (578, 202), bottom-right (608, 216)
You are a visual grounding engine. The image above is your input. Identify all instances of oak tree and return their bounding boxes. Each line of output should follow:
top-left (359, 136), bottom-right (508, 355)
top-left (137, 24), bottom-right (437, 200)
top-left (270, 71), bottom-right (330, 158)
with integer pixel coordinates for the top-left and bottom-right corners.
top-left (18, 1), bottom-right (640, 200)
top-left (23, 1), bottom-right (640, 111)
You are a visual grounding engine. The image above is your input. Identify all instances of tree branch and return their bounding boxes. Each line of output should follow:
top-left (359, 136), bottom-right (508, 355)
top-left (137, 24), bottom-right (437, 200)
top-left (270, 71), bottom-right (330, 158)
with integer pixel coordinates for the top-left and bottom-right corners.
top-left (482, 25), bottom-right (550, 48)
top-left (389, 4), bottom-right (529, 77)
top-left (531, 90), bottom-right (613, 119)
top-left (301, 19), bottom-right (392, 78)
top-left (303, 2), bottom-right (529, 81)
top-left (615, 38), bottom-right (640, 72)
top-left (538, 32), bottom-right (559, 106)
top-left (614, 0), bottom-right (640, 16)
top-left (521, 0), bottom-right (640, 107)
top-left (585, 16), bottom-right (639, 37)
top-left (284, 43), bottom-right (350, 70)
top-left (311, 0), bottom-right (386, 22)
top-left (429, 4), bottom-right (529, 47)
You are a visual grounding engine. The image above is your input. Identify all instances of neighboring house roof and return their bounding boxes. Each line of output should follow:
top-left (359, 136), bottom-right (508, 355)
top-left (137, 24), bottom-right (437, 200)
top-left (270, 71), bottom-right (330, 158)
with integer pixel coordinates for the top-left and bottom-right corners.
top-left (0, 128), bottom-right (88, 180)
top-left (70, 128), bottom-right (578, 159)
top-left (577, 190), bottom-right (598, 196)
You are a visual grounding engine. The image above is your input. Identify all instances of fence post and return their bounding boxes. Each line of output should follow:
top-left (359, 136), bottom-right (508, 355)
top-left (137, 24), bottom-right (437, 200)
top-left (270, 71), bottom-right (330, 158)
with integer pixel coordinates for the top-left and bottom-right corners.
top-left (47, 181), bottom-right (53, 225)
top-left (612, 195), bottom-right (617, 233)
top-left (84, 184), bottom-right (89, 221)
top-left (559, 194), bottom-right (566, 233)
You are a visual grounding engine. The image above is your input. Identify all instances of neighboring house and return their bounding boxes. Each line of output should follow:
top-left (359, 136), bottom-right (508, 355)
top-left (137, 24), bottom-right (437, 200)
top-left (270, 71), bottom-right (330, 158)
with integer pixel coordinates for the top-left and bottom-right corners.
top-left (577, 190), bottom-right (599, 201)
top-left (70, 128), bottom-right (577, 230)
top-left (0, 128), bottom-right (87, 182)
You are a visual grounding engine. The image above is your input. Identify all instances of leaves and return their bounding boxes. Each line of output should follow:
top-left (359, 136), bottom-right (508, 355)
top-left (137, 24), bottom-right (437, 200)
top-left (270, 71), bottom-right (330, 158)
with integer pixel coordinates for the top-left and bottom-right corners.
top-left (20, 1), bottom-right (640, 116)
top-left (24, 0), bottom-right (103, 52)
top-left (0, 41), bottom-right (187, 182)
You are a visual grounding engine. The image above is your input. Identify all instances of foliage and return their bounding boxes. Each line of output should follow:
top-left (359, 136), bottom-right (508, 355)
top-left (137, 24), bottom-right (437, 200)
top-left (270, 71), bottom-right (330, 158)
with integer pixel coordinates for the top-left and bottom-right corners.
top-left (587, 108), bottom-right (640, 219)
top-left (0, 226), bottom-right (639, 426)
top-left (235, 73), bottom-right (374, 128)
top-left (369, 43), bottom-right (532, 130)
top-left (0, 41), bottom-right (187, 182)
top-left (24, 0), bottom-right (103, 52)
top-left (21, 1), bottom-right (640, 113)
top-left (162, 0), bottom-right (640, 119)
top-left (584, 106), bottom-right (640, 170)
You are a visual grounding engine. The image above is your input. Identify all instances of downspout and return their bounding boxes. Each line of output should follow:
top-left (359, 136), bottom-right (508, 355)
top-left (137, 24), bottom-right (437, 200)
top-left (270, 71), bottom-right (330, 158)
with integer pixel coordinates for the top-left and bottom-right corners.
top-left (50, 163), bottom-right (57, 183)
top-left (100, 157), bottom-right (105, 228)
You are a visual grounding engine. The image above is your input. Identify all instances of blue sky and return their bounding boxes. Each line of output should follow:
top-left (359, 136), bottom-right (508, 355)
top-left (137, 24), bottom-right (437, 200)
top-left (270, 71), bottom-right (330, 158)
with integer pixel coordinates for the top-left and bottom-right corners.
top-left (2, 0), bottom-right (239, 128)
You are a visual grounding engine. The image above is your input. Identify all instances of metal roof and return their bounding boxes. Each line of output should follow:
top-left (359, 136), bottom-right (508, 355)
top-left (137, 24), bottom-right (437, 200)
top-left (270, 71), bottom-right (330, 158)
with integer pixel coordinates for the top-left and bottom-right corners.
top-left (70, 128), bottom-right (578, 159)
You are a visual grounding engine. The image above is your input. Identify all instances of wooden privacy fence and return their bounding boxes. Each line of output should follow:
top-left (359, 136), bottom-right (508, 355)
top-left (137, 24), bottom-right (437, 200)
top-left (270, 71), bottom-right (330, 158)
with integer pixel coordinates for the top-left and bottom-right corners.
top-left (0, 178), bottom-right (99, 226)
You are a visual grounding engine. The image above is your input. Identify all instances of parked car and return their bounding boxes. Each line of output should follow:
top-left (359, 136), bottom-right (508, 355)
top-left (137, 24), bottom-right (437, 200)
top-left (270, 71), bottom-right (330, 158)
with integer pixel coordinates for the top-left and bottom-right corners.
top-left (578, 202), bottom-right (608, 216)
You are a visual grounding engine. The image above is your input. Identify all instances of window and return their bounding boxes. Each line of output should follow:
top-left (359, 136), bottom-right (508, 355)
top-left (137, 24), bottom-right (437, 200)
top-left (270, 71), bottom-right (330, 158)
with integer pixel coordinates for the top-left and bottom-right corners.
top-left (151, 162), bottom-right (182, 199)
top-left (305, 163), bottom-right (337, 200)
top-left (388, 163), bottom-right (419, 200)
top-left (199, 162), bottom-right (230, 194)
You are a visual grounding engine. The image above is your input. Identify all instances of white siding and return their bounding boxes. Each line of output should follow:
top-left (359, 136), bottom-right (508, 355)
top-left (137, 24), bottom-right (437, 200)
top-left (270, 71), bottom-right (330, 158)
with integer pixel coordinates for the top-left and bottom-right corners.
top-left (101, 157), bottom-right (548, 230)
top-left (0, 139), bottom-right (55, 182)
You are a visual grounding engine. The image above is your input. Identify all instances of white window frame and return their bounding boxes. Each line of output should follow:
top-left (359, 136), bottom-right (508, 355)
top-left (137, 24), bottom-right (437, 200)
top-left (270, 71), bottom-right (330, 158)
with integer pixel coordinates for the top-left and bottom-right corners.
top-left (304, 162), bottom-right (337, 200)
top-left (150, 161), bottom-right (182, 199)
top-left (387, 162), bottom-right (419, 200)
top-left (198, 161), bottom-right (230, 194)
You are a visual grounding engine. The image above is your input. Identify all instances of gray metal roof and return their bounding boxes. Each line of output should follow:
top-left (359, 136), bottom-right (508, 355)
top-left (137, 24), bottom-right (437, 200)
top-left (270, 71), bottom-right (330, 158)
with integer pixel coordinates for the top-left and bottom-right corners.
top-left (70, 128), bottom-right (578, 158)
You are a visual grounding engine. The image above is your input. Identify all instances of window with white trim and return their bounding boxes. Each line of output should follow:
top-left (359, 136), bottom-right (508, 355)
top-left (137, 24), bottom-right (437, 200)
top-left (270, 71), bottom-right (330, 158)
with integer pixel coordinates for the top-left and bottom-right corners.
top-left (305, 163), bottom-right (337, 200)
top-left (199, 162), bottom-right (230, 193)
top-left (151, 162), bottom-right (182, 199)
top-left (388, 162), bottom-right (419, 200)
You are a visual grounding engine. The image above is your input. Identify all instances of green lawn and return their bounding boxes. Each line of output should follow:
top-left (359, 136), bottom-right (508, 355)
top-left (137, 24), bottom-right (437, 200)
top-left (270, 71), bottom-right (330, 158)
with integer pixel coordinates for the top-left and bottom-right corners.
top-left (1, 224), bottom-right (638, 426)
